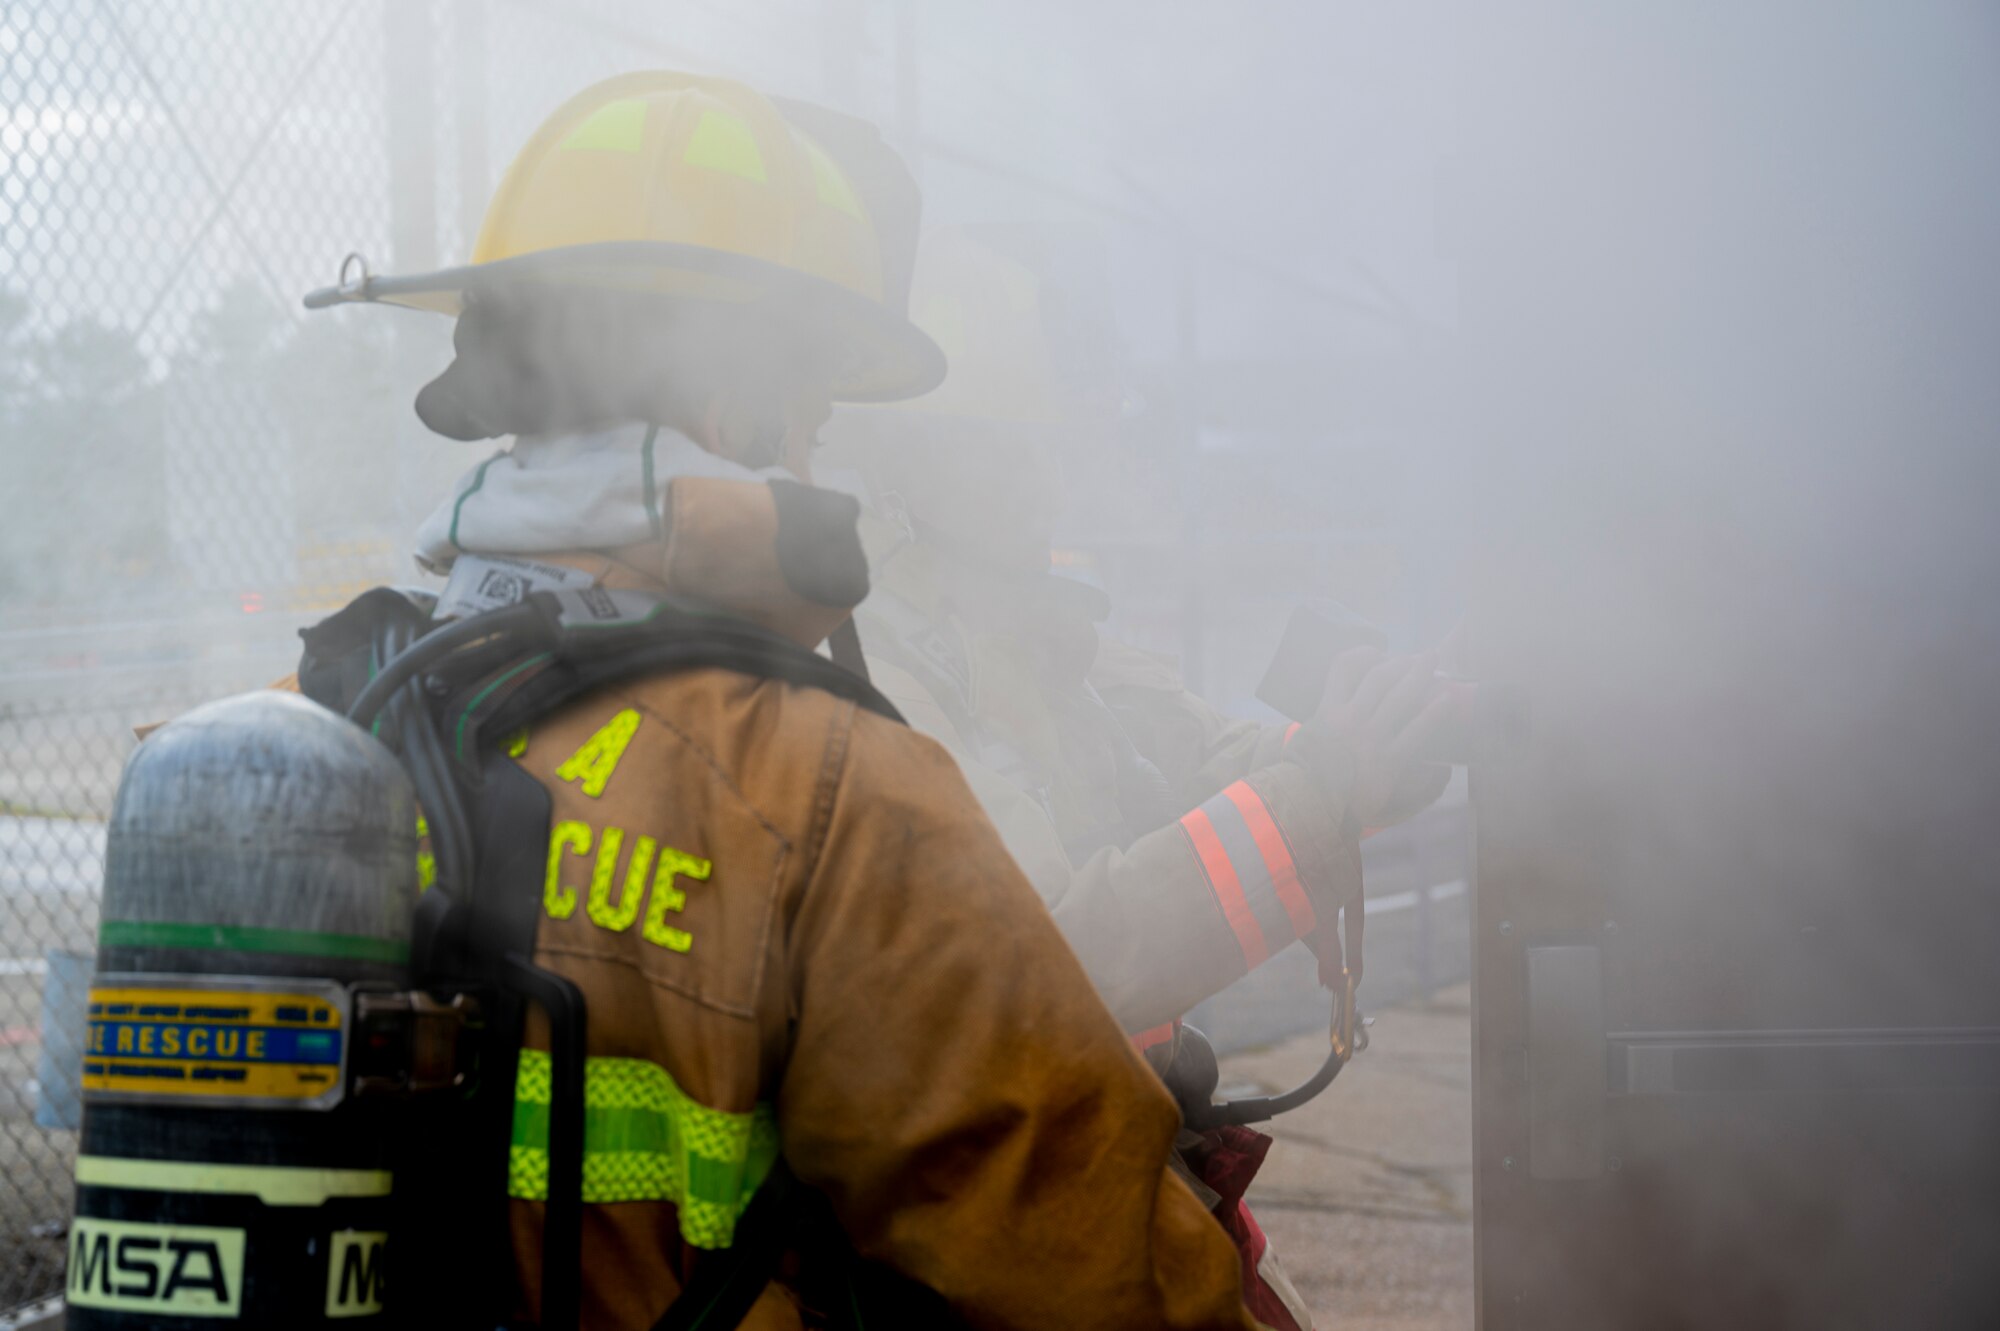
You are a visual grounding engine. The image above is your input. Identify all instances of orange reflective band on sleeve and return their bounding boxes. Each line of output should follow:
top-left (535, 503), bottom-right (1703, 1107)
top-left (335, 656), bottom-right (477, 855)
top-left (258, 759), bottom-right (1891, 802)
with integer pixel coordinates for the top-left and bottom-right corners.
top-left (1283, 722), bottom-right (1301, 747)
top-left (1180, 807), bottom-right (1270, 970)
top-left (1130, 1022), bottom-right (1176, 1053)
top-left (1181, 778), bottom-right (1321, 971)
top-left (1221, 780), bottom-right (1315, 939)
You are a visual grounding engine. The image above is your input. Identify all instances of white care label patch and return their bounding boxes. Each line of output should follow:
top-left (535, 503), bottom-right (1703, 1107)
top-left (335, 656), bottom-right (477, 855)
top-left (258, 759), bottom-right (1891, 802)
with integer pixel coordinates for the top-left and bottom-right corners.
top-left (436, 554), bottom-right (597, 620)
top-left (68, 1216), bottom-right (246, 1317)
top-left (325, 1230), bottom-right (387, 1318)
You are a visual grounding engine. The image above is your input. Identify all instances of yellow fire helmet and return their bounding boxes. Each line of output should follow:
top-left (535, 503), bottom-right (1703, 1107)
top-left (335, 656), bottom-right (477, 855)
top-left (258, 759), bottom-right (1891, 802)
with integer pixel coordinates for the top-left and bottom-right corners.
top-left (305, 71), bottom-right (945, 402)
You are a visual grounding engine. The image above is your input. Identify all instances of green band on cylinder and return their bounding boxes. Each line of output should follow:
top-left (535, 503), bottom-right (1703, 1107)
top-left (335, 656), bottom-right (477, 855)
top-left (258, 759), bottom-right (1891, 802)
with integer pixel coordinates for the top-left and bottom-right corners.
top-left (97, 920), bottom-right (409, 965)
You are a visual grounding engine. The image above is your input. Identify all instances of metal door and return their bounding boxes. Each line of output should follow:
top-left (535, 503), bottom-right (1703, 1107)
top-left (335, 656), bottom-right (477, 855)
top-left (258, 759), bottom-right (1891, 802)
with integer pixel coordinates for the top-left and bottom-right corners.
top-left (1452, 6), bottom-right (2000, 1326)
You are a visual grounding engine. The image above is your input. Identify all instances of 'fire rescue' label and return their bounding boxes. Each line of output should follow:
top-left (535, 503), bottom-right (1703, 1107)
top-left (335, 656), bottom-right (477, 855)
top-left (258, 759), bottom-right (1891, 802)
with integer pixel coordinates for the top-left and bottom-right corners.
top-left (67, 1216), bottom-right (246, 1318)
top-left (81, 980), bottom-right (347, 1108)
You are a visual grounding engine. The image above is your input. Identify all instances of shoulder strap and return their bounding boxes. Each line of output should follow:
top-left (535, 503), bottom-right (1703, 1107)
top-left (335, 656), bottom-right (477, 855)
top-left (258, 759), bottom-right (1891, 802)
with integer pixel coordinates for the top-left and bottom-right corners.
top-left (387, 752), bottom-right (555, 1331)
top-left (295, 586), bottom-right (434, 712)
top-left (440, 592), bottom-right (902, 772)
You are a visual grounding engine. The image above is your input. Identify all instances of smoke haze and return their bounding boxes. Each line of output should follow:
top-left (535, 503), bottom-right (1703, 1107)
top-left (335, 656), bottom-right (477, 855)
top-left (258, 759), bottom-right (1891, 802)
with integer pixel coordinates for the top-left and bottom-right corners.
top-left (3, 2), bottom-right (1998, 1324)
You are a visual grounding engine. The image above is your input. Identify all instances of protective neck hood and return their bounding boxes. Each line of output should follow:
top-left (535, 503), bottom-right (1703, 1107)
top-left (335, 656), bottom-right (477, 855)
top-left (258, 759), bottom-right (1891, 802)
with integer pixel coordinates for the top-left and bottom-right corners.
top-left (415, 422), bottom-right (783, 572)
top-left (416, 422), bottom-right (869, 647)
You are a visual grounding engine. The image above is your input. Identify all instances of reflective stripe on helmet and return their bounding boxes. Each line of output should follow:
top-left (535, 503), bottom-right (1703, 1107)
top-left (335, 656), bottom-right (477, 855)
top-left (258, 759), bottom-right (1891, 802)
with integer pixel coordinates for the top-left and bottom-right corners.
top-left (558, 97), bottom-right (648, 154)
top-left (800, 137), bottom-right (865, 218)
top-left (683, 108), bottom-right (768, 182)
top-left (507, 1049), bottom-right (779, 1250)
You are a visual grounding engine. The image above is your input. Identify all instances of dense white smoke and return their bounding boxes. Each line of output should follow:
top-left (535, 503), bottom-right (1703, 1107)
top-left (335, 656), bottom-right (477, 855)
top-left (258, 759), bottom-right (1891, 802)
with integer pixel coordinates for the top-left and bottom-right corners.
top-left (3, 2), bottom-right (1997, 1323)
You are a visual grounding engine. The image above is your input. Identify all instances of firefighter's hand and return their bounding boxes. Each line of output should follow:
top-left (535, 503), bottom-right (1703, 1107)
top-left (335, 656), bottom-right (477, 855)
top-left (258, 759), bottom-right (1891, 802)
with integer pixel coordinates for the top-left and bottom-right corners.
top-left (1310, 647), bottom-right (1452, 829)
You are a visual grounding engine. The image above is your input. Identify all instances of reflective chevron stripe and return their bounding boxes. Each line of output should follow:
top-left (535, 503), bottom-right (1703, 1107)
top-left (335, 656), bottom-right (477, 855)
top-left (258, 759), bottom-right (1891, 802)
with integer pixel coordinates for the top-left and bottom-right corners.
top-left (1220, 781), bottom-right (1316, 939)
top-left (1131, 1021), bottom-right (1177, 1053)
top-left (1179, 780), bottom-right (1310, 970)
top-left (508, 1049), bottom-right (780, 1250)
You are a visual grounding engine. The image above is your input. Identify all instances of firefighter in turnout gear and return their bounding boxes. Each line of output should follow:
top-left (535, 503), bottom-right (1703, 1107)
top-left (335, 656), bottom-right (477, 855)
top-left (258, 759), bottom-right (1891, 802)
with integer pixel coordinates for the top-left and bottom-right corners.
top-left (820, 228), bottom-right (1454, 1331)
top-left (302, 75), bottom-right (1269, 1331)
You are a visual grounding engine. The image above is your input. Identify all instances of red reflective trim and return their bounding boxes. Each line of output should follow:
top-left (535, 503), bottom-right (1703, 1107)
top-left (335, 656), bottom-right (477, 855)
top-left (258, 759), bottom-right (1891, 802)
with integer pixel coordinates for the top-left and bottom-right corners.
top-left (1283, 722), bottom-right (1301, 747)
top-left (1131, 1021), bottom-right (1176, 1053)
top-left (1223, 780), bottom-right (1315, 940)
top-left (1180, 808), bottom-right (1269, 969)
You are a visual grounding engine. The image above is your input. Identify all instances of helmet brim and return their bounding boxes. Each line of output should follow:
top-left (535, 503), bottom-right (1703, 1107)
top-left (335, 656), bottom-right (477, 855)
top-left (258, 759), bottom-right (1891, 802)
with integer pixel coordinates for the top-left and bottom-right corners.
top-left (304, 241), bottom-right (946, 403)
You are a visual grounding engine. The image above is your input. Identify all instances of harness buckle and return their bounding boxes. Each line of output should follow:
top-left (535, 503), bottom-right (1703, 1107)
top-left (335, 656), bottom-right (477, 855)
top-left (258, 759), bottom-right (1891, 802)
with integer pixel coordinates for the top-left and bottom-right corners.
top-left (351, 989), bottom-right (483, 1097)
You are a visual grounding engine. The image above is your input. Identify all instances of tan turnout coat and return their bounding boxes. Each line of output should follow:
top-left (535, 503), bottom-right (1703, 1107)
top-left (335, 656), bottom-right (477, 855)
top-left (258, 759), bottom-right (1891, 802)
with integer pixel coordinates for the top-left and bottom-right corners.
top-left (480, 478), bottom-right (1265, 1330)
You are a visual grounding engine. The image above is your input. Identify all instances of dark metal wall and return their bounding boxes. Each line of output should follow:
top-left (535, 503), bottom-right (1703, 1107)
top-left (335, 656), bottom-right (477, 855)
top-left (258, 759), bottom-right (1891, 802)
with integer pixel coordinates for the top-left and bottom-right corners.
top-left (1455, 5), bottom-right (2000, 1327)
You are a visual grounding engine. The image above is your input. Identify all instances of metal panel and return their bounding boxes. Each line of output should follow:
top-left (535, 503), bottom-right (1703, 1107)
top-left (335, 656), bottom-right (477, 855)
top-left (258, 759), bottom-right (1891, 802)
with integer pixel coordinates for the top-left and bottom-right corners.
top-left (1525, 946), bottom-right (1602, 1179)
top-left (1458, 6), bottom-right (2000, 1328)
top-left (1610, 1028), bottom-right (2000, 1097)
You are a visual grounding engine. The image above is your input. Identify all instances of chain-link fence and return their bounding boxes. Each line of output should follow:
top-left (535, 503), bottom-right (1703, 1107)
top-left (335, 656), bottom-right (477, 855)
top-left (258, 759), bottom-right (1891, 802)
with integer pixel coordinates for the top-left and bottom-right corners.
top-left (0, 0), bottom-right (1451, 1310)
top-left (0, 1), bottom-right (785, 1306)
top-left (4, 0), bottom-right (416, 1301)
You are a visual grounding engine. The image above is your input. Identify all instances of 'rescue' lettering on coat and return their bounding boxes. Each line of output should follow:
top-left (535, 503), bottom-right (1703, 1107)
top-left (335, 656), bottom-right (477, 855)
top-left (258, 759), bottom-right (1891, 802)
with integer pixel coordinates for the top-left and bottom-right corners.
top-left (556, 707), bottom-right (642, 797)
top-left (545, 818), bottom-right (709, 952)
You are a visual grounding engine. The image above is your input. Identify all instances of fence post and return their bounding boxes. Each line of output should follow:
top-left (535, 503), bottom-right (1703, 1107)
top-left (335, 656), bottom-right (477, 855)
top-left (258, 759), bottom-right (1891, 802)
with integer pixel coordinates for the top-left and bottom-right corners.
top-left (821, 0), bottom-right (863, 107)
top-left (1176, 246), bottom-right (1206, 696)
top-left (1415, 874), bottom-right (1435, 1005)
top-left (453, 0), bottom-right (490, 255)
top-left (894, 0), bottom-right (923, 180)
top-left (383, 0), bottom-right (438, 277)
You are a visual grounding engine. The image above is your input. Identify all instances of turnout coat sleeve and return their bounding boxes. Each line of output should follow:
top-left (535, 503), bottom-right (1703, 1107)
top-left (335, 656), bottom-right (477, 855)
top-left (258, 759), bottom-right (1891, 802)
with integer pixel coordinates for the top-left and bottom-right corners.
top-left (1088, 635), bottom-right (1296, 805)
top-left (777, 710), bottom-right (1263, 1331)
top-left (962, 751), bottom-right (1361, 1034)
top-left (870, 651), bottom-right (1365, 1035)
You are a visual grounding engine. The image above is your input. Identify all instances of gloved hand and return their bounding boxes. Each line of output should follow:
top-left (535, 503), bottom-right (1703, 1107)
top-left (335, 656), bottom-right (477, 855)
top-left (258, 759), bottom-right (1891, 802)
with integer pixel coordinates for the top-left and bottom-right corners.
top-left (1298, 646), bottom-right (1452, 830)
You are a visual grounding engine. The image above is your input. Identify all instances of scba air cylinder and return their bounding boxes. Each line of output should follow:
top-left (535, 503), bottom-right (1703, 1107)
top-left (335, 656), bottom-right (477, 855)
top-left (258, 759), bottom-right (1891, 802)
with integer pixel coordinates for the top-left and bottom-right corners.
top-left (69, 692), bottom-right (417, 1328)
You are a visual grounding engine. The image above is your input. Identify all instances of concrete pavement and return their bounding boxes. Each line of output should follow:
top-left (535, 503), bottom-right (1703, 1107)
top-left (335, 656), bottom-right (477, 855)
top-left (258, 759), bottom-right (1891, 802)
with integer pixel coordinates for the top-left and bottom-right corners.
top-left (1220, 983), bottom-right (1475, 1330)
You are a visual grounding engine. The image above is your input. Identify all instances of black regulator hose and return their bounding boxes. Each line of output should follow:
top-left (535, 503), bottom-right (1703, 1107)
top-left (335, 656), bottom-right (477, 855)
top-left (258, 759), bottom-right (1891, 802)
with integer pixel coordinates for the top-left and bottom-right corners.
top-left (1187, 1041), bottom-right (1349, 1130)
top-left (346, 596), bottom-right (555, 732)
top-left (375, 617), bottom-right (474, 904)
top-left (1171, 984), bottom-right (1360, 1131)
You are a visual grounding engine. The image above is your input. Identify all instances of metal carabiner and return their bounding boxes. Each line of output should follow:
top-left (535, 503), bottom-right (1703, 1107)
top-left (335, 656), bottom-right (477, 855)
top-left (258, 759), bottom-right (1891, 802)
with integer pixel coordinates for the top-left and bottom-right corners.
top-left (1330, 965), bottom-right (1361, 1062)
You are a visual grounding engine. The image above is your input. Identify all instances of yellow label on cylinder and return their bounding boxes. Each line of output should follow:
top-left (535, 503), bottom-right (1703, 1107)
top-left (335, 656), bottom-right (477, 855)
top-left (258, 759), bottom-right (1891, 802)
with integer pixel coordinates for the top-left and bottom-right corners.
top-left (82, 984), bottom-right (346, 1107)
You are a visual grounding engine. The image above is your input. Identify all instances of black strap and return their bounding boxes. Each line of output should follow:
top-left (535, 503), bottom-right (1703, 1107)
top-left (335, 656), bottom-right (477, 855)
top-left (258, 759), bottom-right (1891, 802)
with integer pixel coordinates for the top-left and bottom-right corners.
top-left (450, 606), bottom-right (901, 772)
top-left (768, 478), bottom-right (870, 610)
top-left (827, 617), bottom-right (870, 681)
top-left (297, 586), bottom-right (432, 713)
top-left (385, 755), bottom-right (557, 1331)
top-left (500, 951), bottom-right (588, 1331)
top-left (649, 1164), bottom-right (803, 1331)
top-left (652, 1170), bottom-right (962, 1331)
